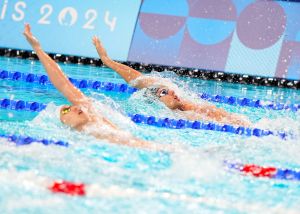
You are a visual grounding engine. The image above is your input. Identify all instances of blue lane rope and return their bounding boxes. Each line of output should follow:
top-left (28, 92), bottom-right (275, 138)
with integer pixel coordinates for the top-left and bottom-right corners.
top-left (1, 69), bottom-right (299, 112)
top-left (0, 98), bottom-right (46, 112)
top-left (198, 93), bottom-right (300, 112)
top-left (0, 133), bottom-right (68, 147)
top-left (0, 98), bottom-right (292, 139)
top-left (0, 131), bottom-right (299, 182)
top-left (0, 69), bottom-right (138, 94)
top-left (128, 113), bottom-right (290, 139)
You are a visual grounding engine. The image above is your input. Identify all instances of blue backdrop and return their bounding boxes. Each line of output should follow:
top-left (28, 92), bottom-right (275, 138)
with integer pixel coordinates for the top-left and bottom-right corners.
top-left (1, 0), bottom-right (300, 80)
top-left (0, 0), bottom-right (141, 61)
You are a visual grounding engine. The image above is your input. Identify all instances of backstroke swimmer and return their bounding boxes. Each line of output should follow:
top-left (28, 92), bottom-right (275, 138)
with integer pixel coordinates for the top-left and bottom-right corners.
top-left (92, 37), bottom-right (252, 127)
top-left (23, 23), bottom-right (169, 151)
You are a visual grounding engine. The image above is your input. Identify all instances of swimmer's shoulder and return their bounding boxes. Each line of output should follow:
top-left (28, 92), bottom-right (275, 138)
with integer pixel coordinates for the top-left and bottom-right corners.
top-left (130, 75), bottom-right (173, 89)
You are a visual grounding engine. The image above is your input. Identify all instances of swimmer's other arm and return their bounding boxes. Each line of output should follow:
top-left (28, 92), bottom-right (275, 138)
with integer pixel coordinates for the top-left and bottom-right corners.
top-left (181, 102), bottom-right (252, 127)
top-left (90, 131), bottom-right (172, 152)
top-left (92, 36), bottom-right (159, 89)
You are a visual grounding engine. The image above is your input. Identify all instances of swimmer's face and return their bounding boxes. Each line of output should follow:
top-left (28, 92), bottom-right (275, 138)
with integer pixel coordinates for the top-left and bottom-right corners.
top-left (156, 87), bottom-right (181, 109)
top-left (60, 105), bottom-right (90, 130)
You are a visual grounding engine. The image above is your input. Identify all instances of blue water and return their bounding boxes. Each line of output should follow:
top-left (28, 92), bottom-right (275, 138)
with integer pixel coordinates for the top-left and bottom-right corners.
top-left (0, 56), bottom-right (300, 213)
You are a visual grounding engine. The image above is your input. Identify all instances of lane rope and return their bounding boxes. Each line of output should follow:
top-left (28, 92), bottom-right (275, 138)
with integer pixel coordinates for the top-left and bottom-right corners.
top-left (1, 69), bottom-right (299, 112)
top-left (0, 133), bottom-right (68, 147)
top-left (225, 161), bottom-right (300, 182)
top-left (0, 69), bottom-right (137, 94)
top-left (198, 92), bottom-right (300, 112)
top-left (0, 98), bottom-right (292, 139)
top-left (0, 171), bottom-right (293, 213)
top-left (0, 133), bottom-right (299, 182)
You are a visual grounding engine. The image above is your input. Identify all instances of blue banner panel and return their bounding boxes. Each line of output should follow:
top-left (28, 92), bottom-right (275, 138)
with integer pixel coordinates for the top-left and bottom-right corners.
top-left (0, 0), bottom-right (141, 61)
top-left (129, 0), bottom-right (300, 80)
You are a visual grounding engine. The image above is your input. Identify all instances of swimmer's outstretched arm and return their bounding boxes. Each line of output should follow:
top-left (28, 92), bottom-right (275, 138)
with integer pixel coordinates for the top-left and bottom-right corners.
top-left (88, 127), bottom-right (174, 152)
top-left (182, 101), bottom-right (252, 127)
top-left (92, 36), bottom-right (158, 89)
top-left (23, 24), bottom-right (87, 105)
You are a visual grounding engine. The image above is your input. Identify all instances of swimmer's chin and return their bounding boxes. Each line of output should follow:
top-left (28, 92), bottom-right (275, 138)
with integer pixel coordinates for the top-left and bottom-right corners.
top-left (61, 119), bottom-right (94, 132)
top-left (78, 120), bottom-right (96, 131)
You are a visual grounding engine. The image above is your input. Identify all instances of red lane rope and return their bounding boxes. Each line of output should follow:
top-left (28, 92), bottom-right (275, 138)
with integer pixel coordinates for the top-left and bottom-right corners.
top-left (49, 180), bottom-right (86, 196)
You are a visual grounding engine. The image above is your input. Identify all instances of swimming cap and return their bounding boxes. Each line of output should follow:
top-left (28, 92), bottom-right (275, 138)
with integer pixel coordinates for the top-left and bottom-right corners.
top-left (143, 86), bottom-right (160, 98)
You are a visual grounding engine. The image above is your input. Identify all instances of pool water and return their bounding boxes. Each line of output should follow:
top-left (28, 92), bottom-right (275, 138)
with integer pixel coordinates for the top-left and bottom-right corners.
top-left (0, 56), bottom-right (300, 213)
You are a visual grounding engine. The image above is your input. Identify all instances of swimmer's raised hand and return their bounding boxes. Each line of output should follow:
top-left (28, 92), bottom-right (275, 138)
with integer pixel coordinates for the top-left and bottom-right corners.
top-left (92, 35), bottom-right (143, 84)
top-left (23, 24), bottom-right (40, 49)
top-left (92, 36), bottom-right (107, 58)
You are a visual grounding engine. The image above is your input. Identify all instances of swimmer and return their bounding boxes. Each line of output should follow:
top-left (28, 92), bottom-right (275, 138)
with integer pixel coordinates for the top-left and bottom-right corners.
top-left (23, 23), bottom-right (165, 151)
top-left (92, 37), bottom-right (252, 127)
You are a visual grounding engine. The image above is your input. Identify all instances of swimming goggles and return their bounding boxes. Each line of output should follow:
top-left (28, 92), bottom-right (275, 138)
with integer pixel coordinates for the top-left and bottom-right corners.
top-left (144, 87), bottom-right (169, 99)
top-left (61, 106), bottom-right (71, 115)
top-left (157, 88), bottom-right (169, 98)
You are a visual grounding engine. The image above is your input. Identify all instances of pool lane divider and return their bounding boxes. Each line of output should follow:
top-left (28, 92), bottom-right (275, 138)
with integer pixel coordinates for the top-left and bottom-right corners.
top-left (2, 172), bottom-right (295, 214)
top-left (0, 133), bottom-right (299, 182)
top-left (51, 159), bottom-right (300, 196)
top-left (198, 93), bottom-right (300, 112)
top-left (50, 180), bottom-right (86, 196)
top-left (0, 69), bottom-right (137, 94)
top-left (0, 133), bottom-right (69, 147)
top-left (1, 69), bottom-right (299, 112)
top-left (225, 162), bottom-right (300, 182)
top-left (129, 113), bottom-right (290, 139)
top-left (0, 98), bottom-right (292, 139)
top-left (7, 174), bottom-right (300, 213)
top-left (49, 164), bottom-right (300, 193)
top-left (0, 98), bottom-right (46, 112)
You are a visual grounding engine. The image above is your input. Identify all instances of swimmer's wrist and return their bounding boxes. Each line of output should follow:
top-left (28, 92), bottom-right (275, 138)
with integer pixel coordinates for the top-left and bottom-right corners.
top-left (33, 46), bottom-right (43, 53)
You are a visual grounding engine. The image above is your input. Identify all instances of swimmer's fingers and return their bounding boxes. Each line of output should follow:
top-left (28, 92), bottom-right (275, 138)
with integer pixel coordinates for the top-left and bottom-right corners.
top-left (92, 36), bottom-right (97, 46)
top-left (23, 23), bottom-right (31, 36)
top-left (92, 36), bottom-right (102, 47)
top-left (92, 36), bottom-right (96, 45)
top-left (23, 23), bottom-right (40, 48)
top-left (93, 36), bottom-right (108, 57)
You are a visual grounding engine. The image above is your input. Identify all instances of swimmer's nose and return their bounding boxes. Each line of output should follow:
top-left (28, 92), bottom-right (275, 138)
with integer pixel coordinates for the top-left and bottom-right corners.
top-left (73, 106), bottom-right (80, 112)
top-left (174, 95), bottom-right (180, 101)
top-left (169, 90), bottom-right (178, 98)
top-left (73, 106), bottom-right (84, 115)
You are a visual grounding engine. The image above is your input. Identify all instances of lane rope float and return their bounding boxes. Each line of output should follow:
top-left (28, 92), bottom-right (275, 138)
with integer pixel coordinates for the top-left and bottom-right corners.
top-left (1, 69), bottom-right (299, 112)
top-left (0, 98), bottom-right (292, 139)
